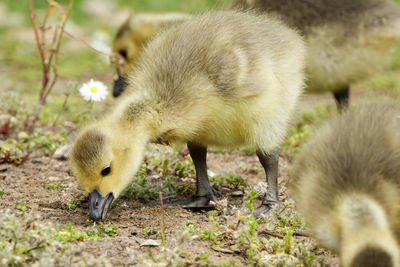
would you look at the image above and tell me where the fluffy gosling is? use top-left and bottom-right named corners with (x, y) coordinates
top-left (112, 12), bottom-right (192, 97)
top-left (235, 0), bottom-right (400, 110)
top-left (71, 11), bottom-right (306, 220)
top-left (291, 100), bottom-right (400, 267)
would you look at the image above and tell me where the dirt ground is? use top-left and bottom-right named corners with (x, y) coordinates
top-left (0, 134), bottom-right (340, 266)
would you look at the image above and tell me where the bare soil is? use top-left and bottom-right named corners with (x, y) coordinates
top-left (0, 144), bottom-right (340, 266)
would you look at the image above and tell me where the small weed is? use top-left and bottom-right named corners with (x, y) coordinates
top-left (62, 199), bottom-right (81, 210)
top-left (16, 203), bottom-right (27, 213)
top-left (210, 173), bottom-right (247, 189)
top-left (122, 163), bottom-right (182, 200)
top-left (55, 222), bottom-right (118, 242)
top-left (0, 186), bottom-right (4, 196)
top-left (0, 129), bottom-right (68, 164)
top-left (99, 223), bottom-right (118, 237)
top-left (182, 219), bottom-right (225, 246)
top-left (0, 211), bottom-right (109, 266)
top-left (43, 183), bottom-right (62, 190)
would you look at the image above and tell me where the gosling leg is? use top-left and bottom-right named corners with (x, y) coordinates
top-left (183, 142), bottom-right (216, 208)
top-left (333, 86), bottom-right (349, 111)
top-left (254, 149), bottom-right (280, 216)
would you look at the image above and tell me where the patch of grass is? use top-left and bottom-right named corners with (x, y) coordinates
top-left (15, 203), bottom-right (27, 213)
top-left (0, 186), bottom-right (4, 196)
top-left (367, 72), bottom-right (400, 95)
top-left (0, 128), bottom-right (69, 164)
top-left (121, 162), bottom-right (189, 200)
top-left (389, 42), bottom-right (400, 70)
top-left (283, 104), bottom-right (333, 158)
top-left (210, 173), bottom-right (247, 190)
top-left (43, 183), bottom-right (63, 190)
top-left (177, 191), bottom-right (321, 266)
top-left (182, 218), bottom-right (225, 246)
top-left (0, 211), bottom-right (110, 266)
top-left (55, 222), bottom-right (118, 242)
top-left (121, 164), bottom-right (161, 200)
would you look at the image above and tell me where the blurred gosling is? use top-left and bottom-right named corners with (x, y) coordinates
top-left (235, 0), bottom-right (400, 110)
top-left (112, 12), bottom-right (192, 97)
top-left (291, 100), bottom-right (400, 267)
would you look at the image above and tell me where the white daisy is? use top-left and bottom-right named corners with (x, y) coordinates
top-left (79, 79), bottom-right (108, 102)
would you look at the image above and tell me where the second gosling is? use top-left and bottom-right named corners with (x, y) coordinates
top-left (112, 12), bottom-right (192, 97)
top-left (291, 100), bottom-right (400, 267)
top-left (235, 0), bottom-right (400, 110)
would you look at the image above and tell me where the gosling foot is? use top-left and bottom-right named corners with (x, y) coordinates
top-left (182, 195), bottom-right (215, 210)
top-left (252, 202), bottom-right (280, 218)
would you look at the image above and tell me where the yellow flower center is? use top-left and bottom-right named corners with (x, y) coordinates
top-left (90, 86), bottom-right (98, 93)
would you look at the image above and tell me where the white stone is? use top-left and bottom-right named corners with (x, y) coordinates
top-left (140, 239), bottom-right (160, 247)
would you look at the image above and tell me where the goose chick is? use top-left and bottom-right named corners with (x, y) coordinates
top-left (71, 11), bottom-right (306, 220)
top-left (235, 0), bottom-right (400, 110)
top-left (112, 12), bottom-right (192, 97)
top-left (291, 100), bottom-right (400, 267)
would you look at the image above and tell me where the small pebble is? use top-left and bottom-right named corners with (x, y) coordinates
top-left (231, 191), bottom-right (244, 197)
top-left (207, 170), bottom-right (216, 177)
top-left (48, 176), bottom-right (60, 181)
top-left (53, 144), bottom-right (71, 160)
top-left (140, 239), bottom-right (160, 247)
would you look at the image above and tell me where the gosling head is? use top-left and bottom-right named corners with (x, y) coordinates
top-left (70, 126), bottom-right (143, 221)
top-left (112, 20), bottom-right (145, 97)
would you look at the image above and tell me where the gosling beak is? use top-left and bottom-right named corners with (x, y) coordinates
top-left (89, 189), bottom-right (114, 221)
top-left (113, 75), bottom-right (128, 97)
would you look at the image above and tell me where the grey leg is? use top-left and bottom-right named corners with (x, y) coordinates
top-left (183, 142), bottom-right (215, 208)
top-left (254, 149), bottom-right (280, 216)
top-left (333, 86), bottom-right (349, 112)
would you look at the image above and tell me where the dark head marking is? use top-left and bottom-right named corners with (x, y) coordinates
top-left (351, 246), bottom-right (393, 267)
top-left (72, 129), bottom-right (106, 169)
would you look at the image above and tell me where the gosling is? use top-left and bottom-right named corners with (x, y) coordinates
top-left (291, 100), bottom-right (400, 267)
top-left (112, 12), bottom-right (192, 97)
top-left (70, 11), bottom-right (306, 221)
top-left (235, 0), bottom-right (400, 110)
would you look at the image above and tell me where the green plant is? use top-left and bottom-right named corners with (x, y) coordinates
top-left (43, 183), bottom-right (62, 189)
top-left (55, 222), bottom-right (118, 242)
top-left (210, 173), bottom-right (247, 189)
top-left (0, 211), bottom-right (109, 266)
top-left (62, 199), bottom-right (81, 210)
top-left (16, 203), bottom-right (27, 213)
top-left (29, 0), bottom-right (73, 108)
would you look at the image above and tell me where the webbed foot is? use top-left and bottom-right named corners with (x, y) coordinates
top-left (182, 195), bottom-right (215, 210)
top-left (252, 201), bottom-right (280, 218)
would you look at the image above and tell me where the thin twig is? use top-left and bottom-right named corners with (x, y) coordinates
top-left (43, 0), bottom-right (73, 103)
top-left (160, 191), bottom-right (166, 247)
top-left (259, 229), bottom-right (310, 239)
top-left (29, 0), bottom-right (49, 97)
top-left (52, 91), bottom-right (71, 127)
top-left (63, 29), bottom-right (114, 57)
top-left (259, 230), bottom-right (284, 239)
top-left (293, 230), bottom-right (309, 237)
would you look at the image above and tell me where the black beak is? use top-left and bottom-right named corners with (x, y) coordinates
top-left (89, 189), bottom-right (114, 221)
top-left (113, 75), bottom-right (128, 98)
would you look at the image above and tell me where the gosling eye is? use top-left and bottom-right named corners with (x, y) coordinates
top-left (101, 166), bottom-right (111, 176)
top-left (119, 49), bottom-right (128, 59)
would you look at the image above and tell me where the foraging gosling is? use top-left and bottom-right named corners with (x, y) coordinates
top-left (235, 0), bottom-right (400, 110)
top-left (291, 100), bottom-right (400, 267)
top-left (70, 11), bottom-right (306, 221)
top-left (112, 12), bottom-right (192, 97)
